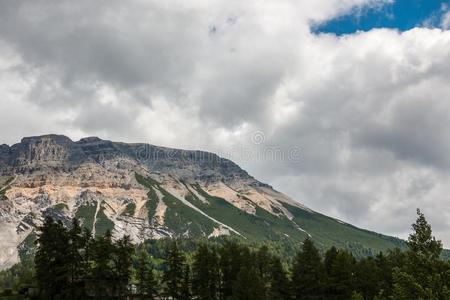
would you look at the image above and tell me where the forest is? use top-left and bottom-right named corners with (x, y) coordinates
top-left (0, 209), bottom-right (449, 300)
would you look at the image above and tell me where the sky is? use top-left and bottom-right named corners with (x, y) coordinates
top-left (1, 0), bottom-right (450, 245)
top-left (316, 0), bottom-right (450, 34)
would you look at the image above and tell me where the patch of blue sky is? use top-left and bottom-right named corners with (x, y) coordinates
top-left (313, 0), bottom-right (450, 35)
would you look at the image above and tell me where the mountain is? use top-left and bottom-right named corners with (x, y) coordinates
top-left (0, 134), bottom-right (404, 269)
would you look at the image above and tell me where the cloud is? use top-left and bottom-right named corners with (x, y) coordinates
top-left (442, 11), bottom-right (450, 29)
top-left (1, 0), bottom-right (450, 245)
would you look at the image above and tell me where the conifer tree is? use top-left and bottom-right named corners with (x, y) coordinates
top-left (180, 264), bottom-right (192, 300)
top-left (354, 257), bottom-right (382, 299)
top-left (163, 240), bottom-right (186, 300)
top-left (90, 230), bottom-right (116, 298)
top-left (231, 266), bottom-right (267, 300)
top-left (136, 249), bottom-right (158, 299)
top-left (67, 218), bottom-right (88, 299)
top-left (324, 249), bottom-right (356, 300)
top-left (114, 235), bottom-right (134, 297)
top-left (393, 209), bottom-right (450, 299)
top-left (407, 209), bottom-right (442, 261)
top-left (291, 238), bottom-right (326, 299)
top-left (35, 217), bottom-right (70, 299)
top-left (324, 246), bottom-right (338, 275)
top-left (268, 256), bottom-right (291, 300)
top-left (192, 244), bottom-right (220, 300)
top-left (255, 245), bottom-right (273, 283)
top-left (218, 241), bottom-right (249, 299)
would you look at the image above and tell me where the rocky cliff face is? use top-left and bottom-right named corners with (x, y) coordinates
top-left (0, 135), bottom-right (403, 269)
top-left (0, 135), bottom-right (254, 182)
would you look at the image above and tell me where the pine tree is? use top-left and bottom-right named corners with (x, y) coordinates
top-left (90, 230), bottom-right (116, 298)
top-left (218, 241), bottom-right (249, 300)
top-left (231, 267), bottom-right (267, 300)
top-left (291, 238), bottom-right (326, 299)
top-left (268, 256), bottom-right (291, 300)
top-left (180, 264), bottom-right (192, 300)
top-left (325, 249), bottom-right (356, 300)
top-left (163, 240), bottom-right (186, 300)
top-left (393, 209), bottom-right (449, 299)
top-left (114, 235), bottom-right (134, 297)
top-left (392, 269), bottom-right (428, 300)
top-left (255, 245), bottom-right (273, 283)
top-left (67, 218), bottom-right (88, 299)
top-left (354, 257), bottom-right (382, 299)
top-left (324, 246), bottom-right (338, 274)
top-left (407, 209), bottom-right (442, 261)
top-left (136, 249), bottom-right (158, 299)
top-left (192, 244), bottom-right (220, 300)
top-left (35, 217), bottom-right (70, 299)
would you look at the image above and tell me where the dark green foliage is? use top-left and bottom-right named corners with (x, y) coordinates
top-left (136, 173), bottom-right (216, 238)
top-left (135, 174), bottom-right (158, 219)
top-left (180, 264), bottom-right (192, 300)
top-left (123, 202), bottom-right (136, 216)
top-left (0, 259), bottom-right (35, 294)
top-left (53, 203), bottom-right (69, 211)
top-left (161, 188), bottom-right (216, 238)
top-left (162, 241), bottom-right (187, 300)
top-left (136, 173), bottom-right (408, 258)
top-left (90, 230), bottom-right (117, 297)
top-left (324, 249), bottom-right (357, 300)
top-left (218, 240), bottom-right (252, 299)
top-left (35, 217), bottom-right (70, 299)
top-left (95, 205), bottom-right (115, 236)
top-left (292, 238), bottom-right (326, 299)
top-left (33, 218), bottom-right (134, 299)
top-left (268, 256), bottom-right (291, 300)
top-left (0, 176), bottom-right (13, 201)
top-left (407, 209), bottom-right (443, 261)
top-left (135, 249), bottom-right (158, 299)
top-left (18, 232), bottom-right (36, 262)
top-left (75, 201), bottom-right (114, 237)
top-left (255, 245), bottom-right (273, 285)
top-left (282, 203), bottom-right (406, 255)
top-left (354, 256), bottom-right (383, 300)
top-left (192, 244), bottom-right (220, 300)
top-left (392, 209), bottom-right (450, 299)
top-left (66, 218), bottom-right (89, 299)
top-left (75, 203), bottom-right (96, 232)
top-left (231, 267), bottom-right (267, 300)
top-left (0, 188), bottom-right (7, 200)
top-left (115, 235), bottom-right (134, 297)
top-left (191, 184), bottom-right (308, 243)
top-left (6, 208), bottom-right (450, 300)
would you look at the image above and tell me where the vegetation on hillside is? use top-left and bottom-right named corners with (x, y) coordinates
top-left (0, 176), bottom-right (13, 201)
top-left (1, 209), bottom-right (450, 299)
top-left (135, 174), bottom-right (405, 257)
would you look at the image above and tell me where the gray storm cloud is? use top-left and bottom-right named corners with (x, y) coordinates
top-left (1, 0), bottom-right (450, 244)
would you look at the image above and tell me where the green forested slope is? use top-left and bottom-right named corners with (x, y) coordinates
top-left (135, 174), bottom-right (405, 256)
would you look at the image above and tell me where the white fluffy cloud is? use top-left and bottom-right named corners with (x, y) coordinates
top-left (1, 0), bottom-right (450, 244)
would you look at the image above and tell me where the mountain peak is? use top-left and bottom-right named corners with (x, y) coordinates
top-left (77, 136), bottom-right (104, 143)
top-left (20, 134), bottom-right (74, 144)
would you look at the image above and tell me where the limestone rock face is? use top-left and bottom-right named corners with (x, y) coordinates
top-left (0, 135), bottom-right (303, 269)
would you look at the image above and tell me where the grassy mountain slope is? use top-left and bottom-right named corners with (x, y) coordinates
top-left (282, 203), bottom-right (405, 254)
top-left (136, 174), bottom-right (217, 238)
top-left (135, 174), bottom-right (405, 256)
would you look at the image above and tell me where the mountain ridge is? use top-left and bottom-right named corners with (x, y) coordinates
top-left (0, 134), bottom-right (405, 269)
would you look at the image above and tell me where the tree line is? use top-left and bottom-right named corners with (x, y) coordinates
top-left (1, 209), bottom-right (450, 299)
